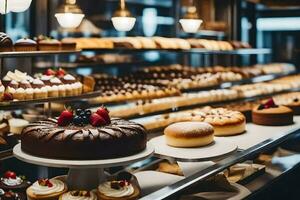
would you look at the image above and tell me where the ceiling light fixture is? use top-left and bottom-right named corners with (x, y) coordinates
top-left (55, 0), bottom-right (85, 29)
top-left (0, 0), bottom-right (32, 15)
top-left (179, 0), bottom-right (203, 33)
top-left (111, 0), bottom-right (136, 32)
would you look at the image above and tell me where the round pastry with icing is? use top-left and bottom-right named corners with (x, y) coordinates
top-left (0, 171), bottom-right (31, 193)
top-left (59, 190), bottom-right (97, 200)
top-left (21, 107), bottom-right (147, 160)
top-left (164, 122), bottom-right (214, 147)
top-left (26, 178), bottom-right (67, 200)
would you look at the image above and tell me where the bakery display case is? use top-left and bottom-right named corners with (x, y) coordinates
top-left (0, 0), bottom-right (300, 200)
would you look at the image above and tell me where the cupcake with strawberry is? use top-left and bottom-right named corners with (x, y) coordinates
top-left (26, 178), bottom-right (67, 200)
top-left (0, 171), bottom-right (31, 193)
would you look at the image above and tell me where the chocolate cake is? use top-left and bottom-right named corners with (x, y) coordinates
top-left (0, 33), bottom-right (13, 52)
top-left (21, 108), bottom-right (147, 160)
top-left (252, 99), bottom-right (294, 126)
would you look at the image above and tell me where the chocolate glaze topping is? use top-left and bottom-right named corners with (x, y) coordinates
top-left (21, 118), bottom-right (147, 160)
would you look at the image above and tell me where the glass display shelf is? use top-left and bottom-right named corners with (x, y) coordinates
top-left (140, 126), bottom-right (300, 200)
top-left (0, 50), bottom-right (81, 58)
top-left (81, 48), bottom-right (272, 55)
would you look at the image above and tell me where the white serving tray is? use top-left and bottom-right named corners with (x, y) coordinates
top-left (149, 136), bottom-right (237, 161)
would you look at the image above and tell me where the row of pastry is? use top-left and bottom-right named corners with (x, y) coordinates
top-left (0, 32), bottom-right (76, 52)
top-left (65, 36), bottom-right (251, 50)
top-left (108, 74), bottom-right (300, 118)
top-left (0, 69), bottom-right (83, 101)
top-left (0, 170), bottom-right (140, 200)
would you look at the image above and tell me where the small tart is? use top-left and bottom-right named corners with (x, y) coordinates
top-left (26, 178), bottom-right (67, 200)
top-left (97, 180), bottom-right (140, 200)
top-left (252, 105), bottom-right (293, 126)
top-left (0, 173), bottom-right (31, 193)
top-left (14, 38), bottom-right (37, 51)
top-left (59, 190), bottom-right (97, 200)
top-left (0, 190), bottom-right (26, 200)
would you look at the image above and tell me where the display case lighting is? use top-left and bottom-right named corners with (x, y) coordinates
top-left (111, 0), bottom-right (136, 32)
top-left (179, 1), bottom-right (203, 33)
top-left (55, 0), bottom-right (84, 29)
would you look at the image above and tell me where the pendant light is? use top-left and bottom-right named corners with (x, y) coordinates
top-left (55, 0), bottom-right (85, 29)
top-left (8, 0), bottom-right (32, 12)
top-left (179, 0), bottom-right (203, 33)
top-left (111, 0), bottom-right (136, 32)
top-left (0, 0), bottom-right (32, 15)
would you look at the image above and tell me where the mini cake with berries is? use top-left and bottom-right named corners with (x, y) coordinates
top-left (0, 171), bottom-right (31, 193)
top-left (59, 190), bottom-right (97, 200)
top-left (26, 178), bottom-right (67, 200)
top-left (0, 189), bottom-right (26, 200)
top-left (21, 107), bottom-right (147, 160)
top-left (252, 98), bottom-right (294, 126)
top-left (97, 172), bottom-right (140, 200)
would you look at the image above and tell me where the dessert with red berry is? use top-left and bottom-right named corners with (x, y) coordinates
top-left (252, 98), bottom-right (294, 126)
top-left (0, 189), bottom-right (26, 200)
top-left (97, 172), bottom-right (140, 200)
top-left (59, 190), bottom-right (97, 200)
top-left (26, 178), bottom-right (67, 200)
top-left (0, 171), bottom-right (31, 193)
top-left (21, 106), bottom-right (147, 160)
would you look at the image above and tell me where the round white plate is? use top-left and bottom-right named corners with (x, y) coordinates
top-left (149, 136), bottom-right (237, 161)
top-left (13, 143), bottom-right (154, 169)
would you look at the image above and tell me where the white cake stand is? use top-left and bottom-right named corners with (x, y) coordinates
top-left (13, 143), bottom-right (154, 190)
top-left (149, 136), bottom-right (237, 162)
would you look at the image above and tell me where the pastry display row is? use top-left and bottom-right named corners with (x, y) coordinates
top-left (0, 170), bottom-right (141, 200)
top-left (0, 69), bottom-right (84, 101)
top-left (0, 62), bottom-right (294, 105)
top-left (65, 36), bottom-right (251, 50)
top-left (108, 72), bottom-right (300, 119)
top-left (0, 33), bottom-right (76, 52)
top-left (123, 63), bottom-right (295, 90)
top-left (75, 54), bottom-right (133, 64)
top-left (136, 93), bottom-right (297, 132)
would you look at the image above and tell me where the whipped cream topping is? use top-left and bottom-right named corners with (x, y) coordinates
top-left (1, 177), bottom-right (23, 186)
top-left (7, 87), bottom-right (16, 94)
top-left (41, 75), bottom-right (52, 81)
top-left (2, 75), bottom-right (11, 81)
top-left (63, 74), bottom-right (76, 81)
top-left (50, 77), bottom-right (62, 84)
top-left (26, 88), bottom-right (34, 94)
top-left (32, 79), bottom-right (45, 85)
top-left (20, 80), bottom-right (30, 85)
top-left (0, 85), bottom-right (4, 92)
top-left (16, 38), bottom-right (37, 44)
top-left (98, 181), bottom-right (134, 198)
top-left (16, 88), bottom-right (25, 93)
top-left (30, 179), bottom-right (65, 196)
top-left (61, 191), bottom-right (97, 200)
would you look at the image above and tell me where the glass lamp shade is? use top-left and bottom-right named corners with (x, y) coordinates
top-left (8, 0), bottom-right (32, 12)
top-left (0, 0), bottom-right (9, 14)
top-left (111, 16), bottom-right (136, 32)
top-left (55, 13), bottom-right (84, 28)
top-left (179, 18), bottom-right (203, 33)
